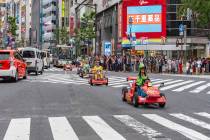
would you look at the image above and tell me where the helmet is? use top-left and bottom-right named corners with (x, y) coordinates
top-left (139, 63), bottom-right (145, 70)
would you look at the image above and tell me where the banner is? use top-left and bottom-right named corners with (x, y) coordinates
top-left (62, 0), bottom-right (65, 17)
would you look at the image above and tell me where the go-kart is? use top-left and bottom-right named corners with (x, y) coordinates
top-left (122, 79), bottom-right (166, 108)
top-left (64, 63), bottom-right (72, 71)
top-left (89, 70), bottom-right (108, 86)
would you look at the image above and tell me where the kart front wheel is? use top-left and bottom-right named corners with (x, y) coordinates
top-left (133, 93), bottom-right (139, 108)
top-left (122, 87), bottom-right (128, 102)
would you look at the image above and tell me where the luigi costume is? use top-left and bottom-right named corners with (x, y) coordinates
top-left (136, 63), bottom-right (148, 98)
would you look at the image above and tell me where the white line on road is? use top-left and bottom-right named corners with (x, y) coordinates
top-left (83, 116), bottom-right (126, 140)
top-left (160, 80), bottom-right (194, 91)
top-left (49, 117), bottom-right (79, 140)
top-left (112, 85), bottom-right (128, 88)
top-left (160, 80), bottom-right (184, 86)
top-left (143, 114), bottom-right (210, 140)
top-left (3, 118), bottom-right (31, 140)
top-left (172, 81), bottom-right (206, 92)
top-left (170, 113), bottom-right (210, 130)
top-left (195, 112), bottom-right (210, 119)
top-left (114, 115), bottom-right (170, 140)
top-left (190, 83), bottom-right (210, 93)
top-left (152, 79), bottom-right (173, 85)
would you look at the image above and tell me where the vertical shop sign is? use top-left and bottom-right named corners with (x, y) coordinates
top-left (70, 16), bottom-right (74, 35)
top-left (62, 0), bottom-right (65, 17)
top-left (104, 42), bottom-right (112, 56)
top-left (118, 3), bottom-right (122, 42)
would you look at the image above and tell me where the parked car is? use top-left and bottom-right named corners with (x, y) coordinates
top-left (0, 50), bottom-right (27, 82)
top-left (21, 47), bottom-right (43, 75)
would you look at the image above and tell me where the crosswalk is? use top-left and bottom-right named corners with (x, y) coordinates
top-left (44, 67), bottom-right (63, 72)
top-left (1, 112), bottom-right (210, 140)
top-left (26, 73), bottom-right (210, 95)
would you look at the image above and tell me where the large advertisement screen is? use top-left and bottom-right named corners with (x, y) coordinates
top-left (127, 5), bottom-right (162, 33)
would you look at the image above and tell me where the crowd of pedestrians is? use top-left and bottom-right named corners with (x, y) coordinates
top-left (83, 55), bottom-right (210, 75)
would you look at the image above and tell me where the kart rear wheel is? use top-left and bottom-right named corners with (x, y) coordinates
top-left (159, 103), bottom-right (166, 108)
top-left (159, 93), bottom-right (166, 108)
top-left (122, 87), bottom-right (128, 102)
top-left (133, 93), bottom-right (139, 108)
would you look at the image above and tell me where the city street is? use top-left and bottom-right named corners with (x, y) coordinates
top-left (0, 68), bottom-right (210, 140)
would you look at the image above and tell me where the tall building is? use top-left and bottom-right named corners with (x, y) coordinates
top-left (42, 0), bottom-right (57, 50)
top-left (31, 0), bottom-right (40, 47)
top-left (93, 0), bottom-right (210, 58)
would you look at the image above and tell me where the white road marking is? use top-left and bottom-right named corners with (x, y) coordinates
top-left (152, 79), bottom-right (173, 84)
top-left (170, 113), bottom-right (210, 130)
top-left (3, 118), bottom-right (31, 140)
top-left (83, 116), bottom-right (126, 140)
top-left (150, 79), bottom-right (163, 82)
top-left (172, 81), bottom-right (206, 92)
top-left (160, 80), bottom-right (194, 91)
top-left (160, 80), bottom-right (184, 86)
top-left (190, 83), bottom-right (210, 93)
top-left (195, 112), bottom-right (210, 119)
top-left (47, 78), bottom-right (89, 85)
top-left (108, 81), bottom-right (128, 86)
top-left (49, 117), bottom-right (79, 140)
top-left (143, 114), bottom-right (210, 140)
top-left (114, 115), bottom-right (170, 140)
top-left (112, 85), bottom-right (128, 88)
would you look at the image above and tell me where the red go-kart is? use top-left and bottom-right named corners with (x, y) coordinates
top-left (122, 77), bottom-right (166, 108)
top-left (89, 70), bottom-right (108, 86)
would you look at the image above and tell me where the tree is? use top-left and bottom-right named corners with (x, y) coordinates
top-left (7, 16), bottom-right (17, 36)
top-left (74, 11), bottom-right (96, 56)
top-left (179, 0), bottom-right (210, 28)
top-left (60, 27), bottom-right (69, 44)
top-left (55, 27), bottom-right (69, 45)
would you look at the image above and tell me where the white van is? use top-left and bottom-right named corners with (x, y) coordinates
top-left (41, 51), bottom-right (50, 69)
top-left (21, 47), bottom-right (43, 75)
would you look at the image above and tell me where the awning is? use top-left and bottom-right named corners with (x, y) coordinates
top-left (135, 45), bottom-right (188, 51)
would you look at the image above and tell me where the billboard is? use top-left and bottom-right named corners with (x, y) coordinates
top-left (120, 0), bottom-right (166, 46)
top-left (127, 5), bottom-right (162, 33)
top-left (104, 42), bottom-right (112, 56)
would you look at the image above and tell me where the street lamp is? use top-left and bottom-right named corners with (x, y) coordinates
top-left (128, 17), bottom-right (133, 71)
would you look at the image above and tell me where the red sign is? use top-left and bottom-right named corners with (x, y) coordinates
top-left (121, 0), bottom-right (166, 39)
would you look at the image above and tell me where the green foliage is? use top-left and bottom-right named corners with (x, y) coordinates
top-left (8, 16), bottom-right (17, 36)
top-left (75, 11), bottom-right (96, 42)
top-left (179, 0), bottom-right (210, 27)
top-left (55, 27), bottom-right (69, 44)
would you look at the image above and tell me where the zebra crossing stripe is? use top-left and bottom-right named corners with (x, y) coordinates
top-left (152, 79), bottom-right (173, 85)
top-left (170, 113), bottom-right (210, 130)
top-left (195, 112), bottom-right (210, 119)
top-left (160, 80), bottom-right (194, 91)
top-left (49, 117), bottom-right (79, 140)
top-left (108, 81), bottom-right (128, 86)
top-left (47, 78), bottom-right (89, 85)
top-left (150, 79), bottom-right (163, 82)
top-left (114, 115), bottom-right (170, 140)
top-left (112, 85), bottom-right (128, 88)
top-left (190, 83), bottom-right (210, 93)
top-left (3, 118), bottom-right (31, 140)
top-left (83, 116), bottom-right (126, 140)
top-left (162, 80), bottom-right (184, 86)
top-left (172, 81), bottom-right (206, 92)
top-left (142, 114), bottom-right (210, 140)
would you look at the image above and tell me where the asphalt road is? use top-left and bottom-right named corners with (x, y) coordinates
top-left (0, 67), bottom-right (210, 140)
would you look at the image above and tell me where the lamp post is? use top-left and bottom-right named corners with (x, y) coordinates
top-left (128, 17), bottom-right (133, 71)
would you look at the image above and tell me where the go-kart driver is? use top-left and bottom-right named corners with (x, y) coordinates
top-left (92, 61), bottom-right (103, 80)
top-left (82, 61), bottom-right (90, 74)
top-left (136, 63), bottom-right (149, 98)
